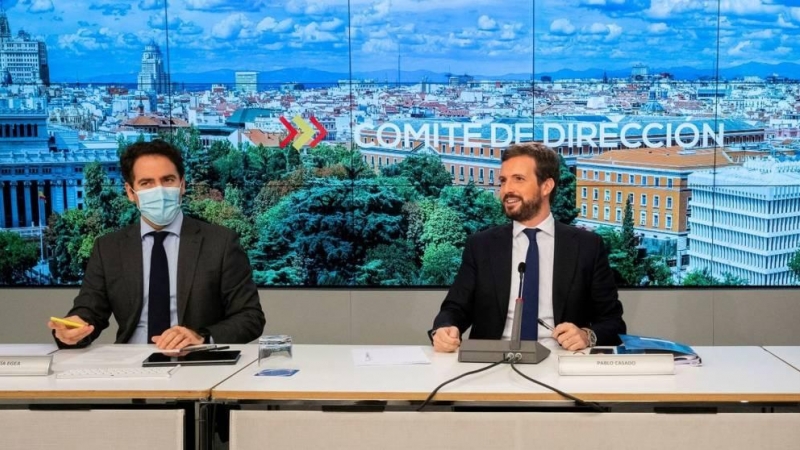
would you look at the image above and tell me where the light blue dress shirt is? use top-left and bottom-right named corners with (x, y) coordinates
top-left (127, 212), bottom-right (183, 344)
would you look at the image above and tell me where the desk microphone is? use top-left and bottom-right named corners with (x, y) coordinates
top-left (510, 262), bottom-right (525, 351)
top-left (458, 261), bottom-right (550, 364)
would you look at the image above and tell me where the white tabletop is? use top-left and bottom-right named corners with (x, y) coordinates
top-left (212, 345), bottom-right (800, 403)
top-left (0, 344), bottom-right (258, 400)
top-left (763, 346), bottom-right (800, 373)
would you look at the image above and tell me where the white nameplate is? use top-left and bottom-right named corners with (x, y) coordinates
top-left (558, 353), bottom-right (674, 376)
top-left (0, 355), bottom-right (53, 376)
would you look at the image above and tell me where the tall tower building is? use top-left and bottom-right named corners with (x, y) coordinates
top-left (0, 9), bottom-right (50, 85)
top-left (137, 40), bottom-right (169, 94)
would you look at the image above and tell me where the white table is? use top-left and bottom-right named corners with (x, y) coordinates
top-left (212, 345), bottom-right (800, 450)
top-left (0, 344), bottom-right (258, 450)
top-left (213, 344), bottom-right (800, 402)
top-left (764, 346), bottom-right (800, 373)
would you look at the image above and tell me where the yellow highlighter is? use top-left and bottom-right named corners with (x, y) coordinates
top-left (50, 317), bottom-right (85, 329)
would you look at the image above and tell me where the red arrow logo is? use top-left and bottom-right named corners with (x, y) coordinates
top-left (279, 116), bottom-right (298, 148)
top-left (308, 116), bottom-right (327, 147)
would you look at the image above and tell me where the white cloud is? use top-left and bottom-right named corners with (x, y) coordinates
top-left (319, 18), bottom-right (344, 31)
top-left (478, 15), bottom-right (498, 31)
top-left (256, 17), bottom-right (294, 33)
top-left (648, 23), bottom-right (669, 34)
top-left (138, 0), bottom-right (163, 10)
top-left (588, 23), bottom-right (607, 34)
top-left (286, 0), bottom-right (329, 15)
top-left (778, 13), bottom-right (797, 28)
top-left (26, 0), bottom-right (54, 13)
top-left (291, 22), bottom-right (340, 43)
top-left (361, 37), bottom-right (398, 54)
top-left (646, 0), bottom-right (704, 19)
top-left (727, 40), bottom-right (752, 56)
top-left (744, 29), bottom-right (775, 39)
top-left (550, 19), bottom-right (576, 36)
top-left (499, 23), bottom-right (521, 41)
top-left (606, 24), bottom-right (622, 41)
top-left (211, 14), bottom-right (252, 40)
top-left (774, 46), bottom-right (791, 55)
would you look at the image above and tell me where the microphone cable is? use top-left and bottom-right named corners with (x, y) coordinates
top-left (416, 359), bottom-right (506, 411)
top-left (417, 354), bottom-right (606, 412)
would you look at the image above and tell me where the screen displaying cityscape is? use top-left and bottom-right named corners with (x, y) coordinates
top-left (2, 0), bottom-right (800, 288)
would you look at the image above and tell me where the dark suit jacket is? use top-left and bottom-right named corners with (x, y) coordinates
top-left (432, 221), bottom-right (625, 346)
top-left (63, 216), bottom-right (265, 346)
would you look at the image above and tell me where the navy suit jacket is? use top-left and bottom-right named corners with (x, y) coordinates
top-left (432, 221), bottom-right (625, 346)
top-left (62, 216), bottom-right (265, 346)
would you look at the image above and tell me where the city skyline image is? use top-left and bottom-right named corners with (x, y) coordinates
top-left (3, 1), bottom-right (800, 288)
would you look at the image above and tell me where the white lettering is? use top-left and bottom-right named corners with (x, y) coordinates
top-left (675, 123), bottom-right (700, 148)
top-left (619, 123), bottom-right (642, 148)
top-left (491, 123), bottom-right (513, 147)
top-left (642, 123), bottom-right (664, 148)
top-left (376, 123), bottom-right (401, 148)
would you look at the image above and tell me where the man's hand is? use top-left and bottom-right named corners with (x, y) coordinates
top-left (48, 315), bottom-right (94, 346)
top-left (432, 326), bottom-right (461, 353)
top-left (553, 322), bottom-right (590, 351)
top-left (151, 326), bottom-right (204, 350)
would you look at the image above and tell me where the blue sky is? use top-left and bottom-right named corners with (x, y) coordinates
top-left (5, 0), bottom-right (800, 80)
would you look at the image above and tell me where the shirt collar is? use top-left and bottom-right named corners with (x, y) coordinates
top-left (513, 213), bottom-right (555, 239)
top-left (140, 210), bottom-right (184, 239)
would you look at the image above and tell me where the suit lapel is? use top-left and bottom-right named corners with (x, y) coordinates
top-left (491, 224), bottom-right (514, 320)
top-left (121, 223), bottom-right (143, 340)
top-left (552, 222), bottom-right (578, 324)
top-left (177, 217), bottom-right (203, 323)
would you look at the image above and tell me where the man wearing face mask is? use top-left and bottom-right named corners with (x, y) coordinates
top-left (429, 142), bottom-right (625, 353)
top-left (48, 140), bottom-right (266, 350)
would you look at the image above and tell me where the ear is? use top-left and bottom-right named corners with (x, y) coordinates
top-left (541, 178), bottom-right (555, 199)
top-left (180, 178), bottom-right (186, 196)
top-left (125, 183), bottom-right (137, 203)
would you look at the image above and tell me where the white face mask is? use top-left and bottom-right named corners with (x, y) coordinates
top-left (135, 185), bottom-right (182, 226)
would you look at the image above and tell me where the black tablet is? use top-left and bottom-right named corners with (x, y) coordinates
top-left (142, 350), bottom-right (241, 367)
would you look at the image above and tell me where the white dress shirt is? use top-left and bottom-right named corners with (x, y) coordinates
top-left (502, 213), bottom-right (557, 348)
top-left (128, 212), bottom-right (183, 344)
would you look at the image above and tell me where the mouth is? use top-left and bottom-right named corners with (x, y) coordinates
top-left (503, 196), bottom-right (522, 207)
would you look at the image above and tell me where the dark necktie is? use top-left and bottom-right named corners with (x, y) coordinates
top-left (520, 228), bottom-right (540, 341)
top-left (148, 231), bottom-right (171, 342)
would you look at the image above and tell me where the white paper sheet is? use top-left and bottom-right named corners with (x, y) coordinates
top-left (352, 346), bottom-right (430, 366)
top-left (0, 344), bottom-right (58, 356)
top-left (61, 346), bottom-right (154, 366)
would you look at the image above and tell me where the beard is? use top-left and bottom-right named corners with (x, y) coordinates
top-left (503, 194), bottom-right (542, 222)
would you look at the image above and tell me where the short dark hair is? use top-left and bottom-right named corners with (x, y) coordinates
top-left (501, 142), bottom-right (560, 203)
top-left (120, 140), bottom-right (185, 186)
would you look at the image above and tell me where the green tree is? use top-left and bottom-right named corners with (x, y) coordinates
top-left (394, 153), bottom-right (452, 197)
top-left (788, 248), bottom-right (800, 283)
top-left (0, 231), bottom-right (39, 284)
top-left (356, 241), bottom-right (419, 285)
top-left (551, 155), bottom-right (579, 225)
top-left (420, 204), bottom-right (466, 249)
top-left (46, 210), bottom-right (99, 283)
top-left (83, 162), bottom-right (137, 230)
top-left (251, 179), bottom-right (406, 285)
top-left (421, 243), bottom-right (462, 285)
top-left (596, 198), bottom-right (641, 286)
top-left (642, 255), bottom-right (674, 286)
top-left (682, 268), bottom-right (716, 286)
top-left (438, 182), bottom-right (506, 236)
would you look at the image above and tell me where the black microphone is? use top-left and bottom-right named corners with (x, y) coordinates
top-left (510, 262), bottom-right (526, 351)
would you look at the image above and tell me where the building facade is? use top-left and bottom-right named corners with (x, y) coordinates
top-left (137, 41), bottom-right (169, 94)
top-left (575, 147), bottom-right (735, 267)
top-left (0, 97), bottom-right (120, 230)
top-left (235, 71), bottom-right (258, 93)
top-left (688, 159), bottom-right (800, 285)
top-left (0, 10), bottom-right (49, 85)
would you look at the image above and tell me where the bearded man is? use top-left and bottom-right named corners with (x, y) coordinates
top-left (429, 142), bottom-right (626, 352)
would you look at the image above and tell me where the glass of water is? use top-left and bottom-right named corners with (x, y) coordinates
top-left (258, 335), bottom-right (293, 366)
